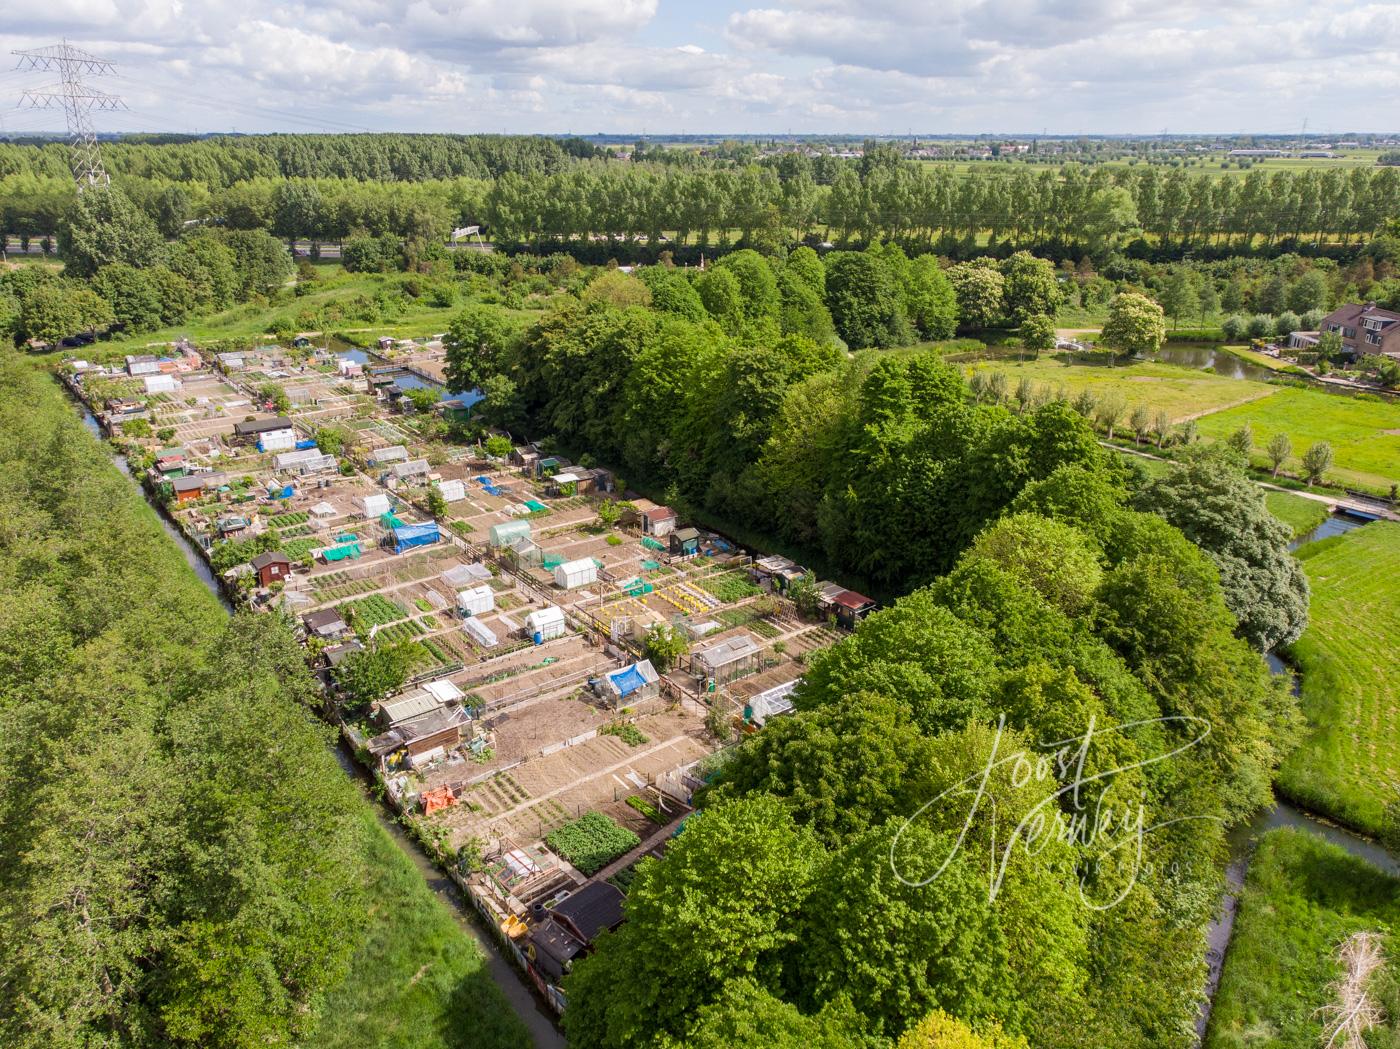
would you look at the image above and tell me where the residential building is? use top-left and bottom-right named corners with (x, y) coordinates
top-left (1314, 303), bottom-right (1400, 358)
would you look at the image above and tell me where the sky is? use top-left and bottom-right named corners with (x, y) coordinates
top-left (2, 0), bottom-right (1399, 137)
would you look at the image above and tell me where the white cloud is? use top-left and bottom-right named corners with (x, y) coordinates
top-left (3, 0), bottom-right (1398, 133)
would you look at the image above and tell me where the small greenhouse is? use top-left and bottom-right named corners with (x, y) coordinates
top-left (356, 493), bottom-right (391, 518)
top-left (463, 616), bottom-right (499, 648)
top-left (489, 519), bottom-right (532, 547)
top-left (553, 558), bottom-right (599, 590)
top-left (596, 660), bottom-right (660, 706)
top-left (456, 585), bottom-right (495, 617)
top-left (524, 606), bottom-right (567, 643)
top-left (437, 479), bottom-right (467, 502)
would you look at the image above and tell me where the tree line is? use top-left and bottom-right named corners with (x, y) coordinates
top-left (3, 137), bottom-right (1398, 260)
top-left (0, 358), bottom-right (373, 1048)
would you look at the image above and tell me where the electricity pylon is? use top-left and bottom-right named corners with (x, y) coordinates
top-left (13, 41), bottom-right (126, 191)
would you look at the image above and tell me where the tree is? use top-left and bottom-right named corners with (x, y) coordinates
top-left (1266, 432), bottom-right (1292, 477)
top-left (1151, 408), bottom-right (1171, 448)
top-left (333, 643), bottom-right (415, 707)
top-left (404, 386), bottom-right (441, 413)
top-left (16, 283), bottom-right (114, 345)
top-left (1018, 314), bottom-right (1056, 354)
top-left (1099, 293), bottom-right (1166, 359)
top-left (948, 263), bottom-right (1005, 330)
top-left (583, 270), bottom-right (653, 309)
top-left (714, 249), bottom-right (781, 326)
top-left (671, 979), bottom-right (864, 1049)
top-left (1257, 274), bottom-right (1288, 315)
top-left (1246, 313), bottom-right (1274, 340)
top-left (1274, 310), bottom-right (1301, 338)
top-left (1301, 441), bottom-right (1334, 486)
top-left (1159, 268), bottom-right (1198, 329)
top-left (643, 623), bottom-right (690, 673)
top-left (426, 487), bottom-right (448, 519)
top-left (1093, 392), bottom-right (1127, 440)
top-left (1287, 270), bottom-right (1329, 314)
top-left (1001, 252), bottom-right (1061, 323)
top-left (1226, 423), bottom-right (1253, 459)
top-left (596, 499), bottom-right (623, 528)
top-left (697, 266), bottom-right (745, 334)
top-left (445, 305), bottom-right (513, 393)
top-left (962, 512), bottom-right (1103, 616)
top-left (904, 255), bottom-right (959, 339)
top-left (562, 797), bottom-right (824, 1048)
top-left (1134, 457), bottom-right (1309, 650)
top-left (59, 187), bottom-right (166, 277)
top-left (92, 263), bottom-right (162, 332)
top-left (897, 1011), bottom-right (1029, 1049)
top-left (484, 433), bottom-right (513, 458)
top-left (314, 427), bottom-right (347, 455)
top-left (824, 251), bottom-right (911, 349)
top-left (788, 572), bottom-right (822, 618)
top-left (1220, 314), bottom-right (1248, 341)
top-left (1316, 329), bottom-right (1345, 363)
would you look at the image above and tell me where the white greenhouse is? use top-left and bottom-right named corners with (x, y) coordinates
top-left (524, 606), bottom-right (567, 643)
top-left (553, 558), bottom-right (599, 590)
top-left (456, 585), bottom-right (495, 617)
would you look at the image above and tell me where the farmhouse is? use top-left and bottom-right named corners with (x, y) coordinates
top-left (1308, 303), bottom-right (1400, 358)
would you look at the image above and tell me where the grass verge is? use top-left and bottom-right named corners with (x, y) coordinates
top-left (1264, 490), bottom-right (1330, 538)
top-left (1276, 522), bottom-right (1400, 835)
top-left (1205, 828), bottom-right (1400, 1049)
top-left (309, 809), bottom-right (531, 1049)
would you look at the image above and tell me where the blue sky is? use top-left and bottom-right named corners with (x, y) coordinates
top-left (3, 0), bottom-right (1398, 136)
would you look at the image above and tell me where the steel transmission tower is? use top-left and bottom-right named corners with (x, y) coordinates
top-left (13, 41), bottom-right (126, 191)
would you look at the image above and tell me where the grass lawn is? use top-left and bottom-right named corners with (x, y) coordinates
top-left (1264, 490), bottom-right (1330, 538)
top-left (1276, 523), bottom-right (1400, 835)
top-left (1193, 387), bottom-right (1400, 491)
top-left (309, 810), bottom-right (531, 1049)
top-left (1219, 345), bottom-right (1300, 373)
top-left (964, 354), bottom-right (1276, 422)
top-left (1206, 828), bottom-right (1400, 1049)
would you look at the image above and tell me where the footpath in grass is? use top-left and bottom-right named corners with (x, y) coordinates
top-left (1264, 490), bottom-right (1330, 538)
top-left (1276, 522), bottom-right (1400, 836)
top-left (1194, 386), bottom-right (1400, 491)
top-left (1206, 829), bottom-right (1400, 1049)
top-left (309, 810), bottom-right (531, 1049)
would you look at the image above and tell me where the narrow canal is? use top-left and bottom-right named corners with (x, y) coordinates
top-left (1196, 509), bottom-right (1393, 1043)
top-left (74, 396), bottom-right (565, 1049)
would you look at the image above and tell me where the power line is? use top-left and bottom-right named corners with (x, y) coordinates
top-left (12, 40), bottom-right (126, 190)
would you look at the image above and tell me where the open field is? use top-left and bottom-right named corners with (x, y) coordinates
top-left (964, 355), bottom-right (1276, 422)
top-left (1276, 523), bottom-right (1400, 835)
top-left (1264, 490), bottom-right (1330, 538)
top-left (1205, 828), bottom-right (1400, 1049)
top-left (309, 811), bottom-right (529, 1049)
top-left (1193, 387), bottom-right (1400, 491)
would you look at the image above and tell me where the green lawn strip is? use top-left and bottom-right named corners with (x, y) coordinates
top-left (1205, 828), bottom-right (1400, 1049)
top-left (1276, 523), bottom-right (1400, 835)
top-left (1264, 490), bottom-right (1331, 538)
top-left (308, 810), bottom-right (530, 1049)
top-left (1219, 344), bottom-right (1299, 373)
top-left (1193, 387), bottom-right (1400, 491)
top-left (962, 355), bottom-right (1276, 422)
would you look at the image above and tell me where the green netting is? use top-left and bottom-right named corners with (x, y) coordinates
top-left (323, 542), bottom-right (361, 562)
top-left (641, 537), bottom-right (665, 551)
top-left (641, 559), bottom-right (660, 570)
top-left (542, 555), bottom-right (564, 568)
top-left (379, 511), bottom-right (406, 529)
top-left (524, 499), bottom-right (547, 512)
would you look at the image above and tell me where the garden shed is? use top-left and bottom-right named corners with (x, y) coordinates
top-left (669, 527), bottom-right (700, 557)
top-left (691, 633), bottom-right (762, 685)
top-left (546, 472), bottom-right (581, 497)
top-left (456, 584), bottom-right (495, 617)
top-left (525, 606), bottom-right (567, 643)
top-left (641, 506), bottom-right (677, 537)
top-left (554, 558), bottom-right (599, 590)
top-left (490, 519), bottom-right (532, 547)
top-left (378, 688), bottom-right (440, 728)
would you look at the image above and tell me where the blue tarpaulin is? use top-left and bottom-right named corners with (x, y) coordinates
top-left (295, 438), bottom-right (318, 450)
top-left (606, 664), bottom-right (648, 697)
top-left (267, 484), bottom-right (294, 499)
top-left (392, 521), bottom-right (440, 554)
